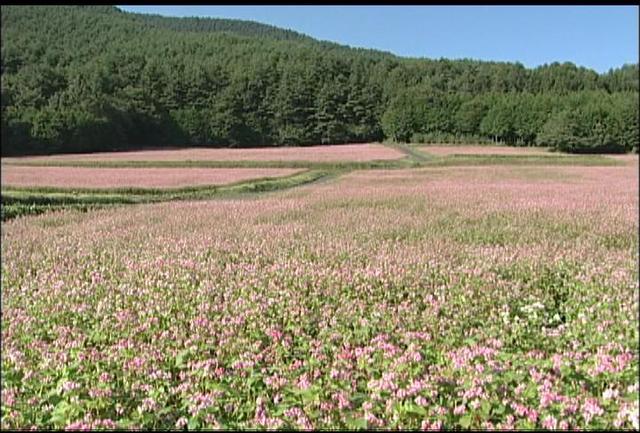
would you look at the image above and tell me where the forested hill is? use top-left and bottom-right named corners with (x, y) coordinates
top-left (118, 7), bottom-right (315, 42)
top-left (1, 5), bottom-right (638, 155)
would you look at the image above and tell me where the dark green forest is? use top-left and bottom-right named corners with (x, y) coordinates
top-left (1, 5), bottom-right (638, 155)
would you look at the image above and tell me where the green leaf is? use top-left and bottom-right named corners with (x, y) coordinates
top-left (49, 401), bottom-right (72, 426)
top-left (345, 417), bottom-right (368, 429)
top-left (524, 385), bottom-right (537, 400)
top-left (403, 402), bottom-right (427, 416)
top-left (188, 417), bottom-right (200, 430)
top-left (175, 349), bottom-right (190, 368)
top-left (459, 414), bottom-right (472, 428)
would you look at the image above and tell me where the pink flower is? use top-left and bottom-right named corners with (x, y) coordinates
top-left (429, 420), bottom-right (443, 430)
top-left (139, 397), bottom-right (158, 413)
top-left (61, 381), bottom-right (80, 393)
top-left (64, 421), bottom-right (92, 431)
top-left (542, 415), bottom-right (557, 430)
top-left (91, 419), bottom-right (117, 429)
top-left (512, 403), bottom-right (528, 417)
top-left (540, 391), bottom-right (559, 408)
top-left (320, 401), bottom-right (334, 411)
top-left (602, 388), bottom-right (618, 400)
top-left (267, 328), bottom-right (283, 341)
top-left (582, 398), bottom-right (604, 424)
top-left (364, 410), bottom-right (385, 428)
top-left (2, 388), bottom-right (17, 407)
top-left (175, 417), bottom-right (188, 428)
top-left (527, 408), bottom-right (539, 424)
top-left (454, 404), bottom-right (466, 415)
top-left (333, 391), bottom-right (351, 410)
top-left (563, 402), bottom-right (578, 415)
top-left (297, 373), bottom-right (311, 390)
top-left (415, 396), bottom-right (429, 407)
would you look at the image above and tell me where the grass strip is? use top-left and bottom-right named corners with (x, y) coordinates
top-left (1, 169), bottom-right (332, 221)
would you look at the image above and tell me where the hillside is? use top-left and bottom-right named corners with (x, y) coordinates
top-left (1, 5), bottom-right (638, 155)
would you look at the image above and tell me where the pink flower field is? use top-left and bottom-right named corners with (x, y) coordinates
top-left (2, 143), bottom-right (404, 163)
top-left (419, 145), bottom-right (554, 156)
top-left (1, 161), bottom-right (638, 430)
top-left (0, 166), bottom-right (304, 189)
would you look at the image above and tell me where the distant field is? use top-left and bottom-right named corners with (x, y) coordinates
top-left (419, 145), bottom-right (554, 156)
top-left (340, 165), bottom-right (638, 221)
top-left (2, 143), bottom-right (404, 164)
top-left (1, 166), bottom-right (304, 189)
top-left (606, 154), bottom-right (640, 165)
top-left (1, 144), bottom-right (638, 430)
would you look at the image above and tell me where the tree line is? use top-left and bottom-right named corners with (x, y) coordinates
top-left (1, 6), bottom-right (638, 155)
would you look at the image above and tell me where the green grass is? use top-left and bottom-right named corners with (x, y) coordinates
top-left (1, 170), bottom-right (333, 221)
top-left (384, 143), bottom-right (433, 162)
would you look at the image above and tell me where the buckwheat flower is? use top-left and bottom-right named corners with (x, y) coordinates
top-left (320, 401), bottom-right (334, 411)
top-left (297, 373), bottom-right (311, 390)
top-left (454, 404), bottom-right (466, 415)
top-left (61, 381), bottom-right (80, 393)
top-left (430, 420), bottom-right (443, 430)
top-left (602, 388), bottom-right (619, 400)
top-left (512, 403), bottom-right (528, 417)
top-left (139, 397), bottom-right (158, 413)
top-left (64, 421), bottom-right (92, 431)
top-left (563, 400), bottom-right (579, 416)
top-left (333, 391), bottom-right (351, 410)
top-left (92, 419), bottom-right (117, 429)
top-left (415, 396), bottom-right (428, 407)
top-left (2, 388), bottom-right (17, 406)
top-left (364, 411), bottom-right (384, 428)
top-left (175, 417), bottom-right (188, 429)
top-left (631, 409), bottom-right (639, 430)
top-left (581, 398), bottom-right (604, 424)
top-left (542, 415), bottom-right (557, 430)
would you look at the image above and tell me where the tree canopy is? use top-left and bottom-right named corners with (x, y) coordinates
top-left (1, 5), bottom-right (638, 155)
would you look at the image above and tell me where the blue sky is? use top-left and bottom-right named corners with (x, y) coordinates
top-left (118, 6), bottom-right (638, 73)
